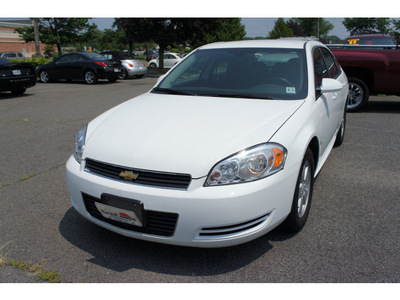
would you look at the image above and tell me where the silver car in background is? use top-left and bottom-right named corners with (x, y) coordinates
top-left (100, 51), bottom-right (147, 79)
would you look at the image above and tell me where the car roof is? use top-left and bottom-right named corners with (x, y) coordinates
top-left (198, 38), bottom-right (318, 50)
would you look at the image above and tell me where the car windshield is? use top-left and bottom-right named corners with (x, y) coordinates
top-left (153, 48), bottom-right (308, 100)
top-left (0, 58), bottom-right (11, 65)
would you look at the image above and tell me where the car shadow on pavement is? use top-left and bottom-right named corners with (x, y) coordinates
top-left (0, 92), bottom-right (35, 100)
top-left (362, 98), bottom-right (400, 114)
top-left (59, 208), bottom-right (294, 277)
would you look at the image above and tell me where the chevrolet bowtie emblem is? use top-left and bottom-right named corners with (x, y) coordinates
top-left (119, 170), bottom-right (139, 181)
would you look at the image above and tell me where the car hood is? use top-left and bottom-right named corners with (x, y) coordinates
top-left (83, 93), bottom-right (304, 178)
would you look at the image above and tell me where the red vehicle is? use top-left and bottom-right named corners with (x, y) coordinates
top-left (328, 34), bottom-right (400, 111)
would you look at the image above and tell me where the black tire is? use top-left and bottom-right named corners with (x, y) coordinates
top-left (119, 69), bottom-right (128, 80)
top-left (84, 70), bottom-right (98, 85)
top-left (39, 70), bottom-right (50, 83)
top-left (149, 63), bottom-right (157, 68)
top-left (334, 106), bottom-right (347, 147)
top-left (347, 77), bottom-right (369, 112)
top-left (282, 148), bottom-right (315, 233)
top-left (11, 87), bottom-right (26, 95)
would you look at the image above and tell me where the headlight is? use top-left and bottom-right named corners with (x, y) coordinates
top-left (205, 143), bottom-right (287, 186)
top-left (73, 125), bottom-right (87, 163)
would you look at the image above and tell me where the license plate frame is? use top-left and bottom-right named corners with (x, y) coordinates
top-left (97, 194), bottom-right (146, 227)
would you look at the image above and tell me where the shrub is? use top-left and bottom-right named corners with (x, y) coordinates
top-left (10, 57), bottom-right (52, 69)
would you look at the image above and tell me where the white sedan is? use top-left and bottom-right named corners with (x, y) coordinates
top-left (148, 52), bottom-right (182, 68)
top-left (66, 39), bottom-right (348, 248)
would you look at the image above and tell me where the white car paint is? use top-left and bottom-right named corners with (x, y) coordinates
top-left (148, 53), bottom-right (182, 68)
top-left (66, 39), bottom-right (348, 247)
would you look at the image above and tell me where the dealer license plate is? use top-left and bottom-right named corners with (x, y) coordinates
top-left (12, 70), bottom-right (21, 75)
top-left (95, 202), bottom-right (143, 227)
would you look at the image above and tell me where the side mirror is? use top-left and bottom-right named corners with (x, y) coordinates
top-left (319, 78), bottom-right (343, 93)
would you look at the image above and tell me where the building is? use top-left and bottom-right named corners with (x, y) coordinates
top-left (0, 19), bottom-right (47, 57)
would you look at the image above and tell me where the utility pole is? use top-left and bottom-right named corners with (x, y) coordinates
top-left (33, 18), bottom-right (40, 57)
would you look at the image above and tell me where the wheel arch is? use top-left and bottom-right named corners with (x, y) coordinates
top-left (307, 136), bottom-right (319, 174)
top-left (342, 67), bottom-right (374, 90)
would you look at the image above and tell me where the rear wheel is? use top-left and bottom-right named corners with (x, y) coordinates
top-left (282, 148), bottom-right (314, 232)
top-left (84, 70), bottom-right (98, 84)
top-left (347, 77), bottom-right (369, 112)
top-left (119, 69), bottom-right (128, 80)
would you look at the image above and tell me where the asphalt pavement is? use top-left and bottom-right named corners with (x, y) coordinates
top-left (0, 78), bottom-right (399, 285)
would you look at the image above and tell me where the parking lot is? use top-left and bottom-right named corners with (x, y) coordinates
top-left (0, 78), bottom-right (399, 283)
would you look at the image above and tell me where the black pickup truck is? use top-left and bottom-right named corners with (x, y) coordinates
top-left (0, 58), bottom-right (36, 95)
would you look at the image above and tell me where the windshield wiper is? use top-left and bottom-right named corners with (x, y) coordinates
top-left (211, 93), bottom-right (275, 100)
top-left (152, 87), bottom-right (196, 96)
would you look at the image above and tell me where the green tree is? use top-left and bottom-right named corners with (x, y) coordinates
top-left (343, 18), bottom-right (392, 35)
top-left (287, 18), bottom-right (333, 40)
top-left (115, 18), bottom-right (233, 68)
top-left (391, 19), bottom-right (400, 40)
top-left (15, 18), bottom-right (96, 55)
top-left (268, 18), bottom-right (293, 39)
top-left (203, 18), bottom-right (246, 45)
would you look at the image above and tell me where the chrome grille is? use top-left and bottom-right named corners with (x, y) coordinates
top-left (85, 159), bottom-right (191, 190)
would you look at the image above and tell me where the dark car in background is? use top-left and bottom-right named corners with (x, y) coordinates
top-left (0, 52), bottom-right (25, 60)
top-left (100, 51), bottom-right (147, 79)
top-left (144, 50), bottom-right (159, 61)
top-left (0, 58), bottom-right (36, 95)
top-left (37, 52), bottom-right (122, 84)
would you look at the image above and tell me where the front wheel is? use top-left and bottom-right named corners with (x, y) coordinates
top-left (40, 70), bottom-right (50, 83)
top-left (347, 78), bottom-right (369, 112)
top-left (84, 70), bottom-right (98, 85)
top-left (282, 148), bottom-right (315, 233)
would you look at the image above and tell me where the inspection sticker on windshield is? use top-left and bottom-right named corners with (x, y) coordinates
top-left (95, 202), bottom-right (143, 227)
top-left (286, 87), bottom-right (296, 94)
top-left (12, 70), bottom-right (21, 75)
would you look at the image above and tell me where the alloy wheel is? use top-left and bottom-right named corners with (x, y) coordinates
top-left (40, 71), bottom-right (49, 83)
top-left (297, 160), bottom-right (311, 218)
top-left (85, 71), bottom-right (96, 84)
top-left (347, 82), bottom-right (364, 109)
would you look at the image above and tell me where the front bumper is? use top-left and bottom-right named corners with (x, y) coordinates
top-left (65, 156), bottom-right (299, 247)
